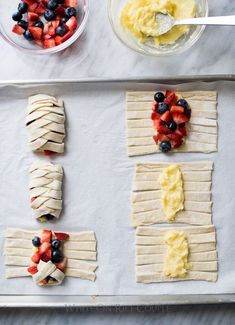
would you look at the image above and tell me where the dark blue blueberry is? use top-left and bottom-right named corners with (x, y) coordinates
top-left (51, 239), bottom-right (61, 250)
top-left (56, 25), bottom-right (67, 36)
top-left (12, 12), bottom-right (23, 21)
top-left (176, 99), bottom-right (189, 110)
top-left (60, 16), bottom-right (69, 25)
top-left (159, 141), bottom-right (171, 153)
top-left (167, 120), bottom-right (177, 132)
top-left (18, 2), bottom-right (28, 14)
top-left (34, 20), bottom-right (44, 29)
top-left (65, 7), bottom-right (77, 17)
top-left (48, 0), bottom-right (59, 10)
top-left (154, 92), bottom-right (165, 103)
top-left (24, 30), bottom-right (33, 40)
top-left (51, 250), bottom-right (63, 263)
top-left (57, 0), bottom-right (64, 3)
top-left (157, 102), bottom-right (169, 115)
top-left (32, 236), bottom-right (41, 247)
top-left (44, 9), bottom-right (56, 21)
top-left (18, 20), bottom-right (28, 30)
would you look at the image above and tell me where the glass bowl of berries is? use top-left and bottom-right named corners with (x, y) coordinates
top-left (0, 0), bottom-right (89, 54)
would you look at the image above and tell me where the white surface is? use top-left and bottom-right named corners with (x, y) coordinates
top-left (0, 80), bottom-right (234, 296)
top-left (0, 1), bottom-right (234, 80)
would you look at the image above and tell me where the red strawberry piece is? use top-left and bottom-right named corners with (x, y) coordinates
top-left (153, 134), bottom-right (168, 144)
top-left (29, 27), bottom-right (42, 40)
top-left (172, 112), bottom-right (189, 124)
top-left (61, 30), bottom-right (73, 43)
top-left (41, 230), bottom-right (52, 243)
top-left (35, 40), bottom-right (44, 47)
top-left (178, 123), bottom-right (187, 136)
top-left (55, 35), bottom-right (63, 45)
top-left (160, 111), bottom-right (172, 124)
top-left (44, 39), bottom-right (56, 48)
top-left (35, 3), bottom-right (46, 14)
top-left (22, 0), bottom-right (36, 6)
top-left (27, 265), bottom-right (38, 275)
top-left (28, 12), bottom-right (39, 21)
top-left (12, 24), bottom-right (25, 35)
top-left (54, 232), bottom-right (69, 241)
top-left (44, 34), bottom-right (52, 40)
top-left (44, 150), bottom-right (55, 155)
top-left (153, 118), bottom-right (162, 130)
top-left (41, 250), bottom-right (52, 262)
top-left (31, 197), bottom-right (36, 202)
top-left (38, 242), bottom-right (51, 255)
top-left (170, 105), bottom-right (184, 114)
top-left (157, 125), bottom-right (172, 135)
top-left (65, 16), bottom-right (77, 32)
top-left (164, 91), bottom-right (177, 106)
top-left (31, 251), bottom-right (40, 264)
top-left (151, 111), bottom-right (160, 121)
top-left (48, 25), bottom-right (56, 36)
top-left (56, 258), bottom-right (67, 272)
top-left (52, 20), bottom-right (60, 29)
top-left (55, 6), bottom-right (65, 19)
top-left (167, 133), bottom-right (183, 148)
top-left (64, 0), bottom-right (78, 6)
top-left (152, 102), bottom-right (159, 112)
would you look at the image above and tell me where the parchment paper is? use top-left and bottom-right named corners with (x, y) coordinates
top-left (0, 80), bottom-right (234, 296)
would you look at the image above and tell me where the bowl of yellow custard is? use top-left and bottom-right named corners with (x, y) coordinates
top-left (108, 0), bottom-right (208, 56)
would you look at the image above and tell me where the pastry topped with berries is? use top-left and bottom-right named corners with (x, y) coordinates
top-left (126, 90), bottom-right (218, 156)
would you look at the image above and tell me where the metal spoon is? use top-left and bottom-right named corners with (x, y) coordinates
top-left (155, 13), bottom-right (235, 36)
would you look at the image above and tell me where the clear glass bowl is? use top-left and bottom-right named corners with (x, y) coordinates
top-left (108, 0), bottom-right (208, 56)
top-left (0, 0), bottom-right (89, 54)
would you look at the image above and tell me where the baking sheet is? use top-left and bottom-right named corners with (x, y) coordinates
top-left (0, 78), bottom-right (235, 298)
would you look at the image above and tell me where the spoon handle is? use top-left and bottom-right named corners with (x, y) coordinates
top-left (175, 15), bottom-right (235, 26)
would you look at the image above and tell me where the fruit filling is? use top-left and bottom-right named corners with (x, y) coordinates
top-left (28, 229), bottom-right (69, 285)
top-left (11, 0), bottom-right (78, 49)
top-left (151, 90), bottom-right (191, 153)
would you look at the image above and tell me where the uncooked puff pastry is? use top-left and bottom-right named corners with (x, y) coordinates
top-left (126, 91), bottom-right (218, 156)
top-left (29, 161), bottom-right (63, 222)
top-left (135, 225), bottom-right (218, 283)
top-left (26, 94), bottom-right (65, 154)
top-left (4, 228), bottom-right (98, 286)
top-left (131, 161), bottom-right (213, 227)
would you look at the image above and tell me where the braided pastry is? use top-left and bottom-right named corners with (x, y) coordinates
top-left (29, 161), bottom-right (63, 222)
top-left (26, 94), bottom-right (65, 154)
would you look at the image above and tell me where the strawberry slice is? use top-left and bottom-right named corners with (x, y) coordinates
top-left (41, 250), bottom-right (52, 262)
top-left (35, 3), bottom-right (46, 14)
top-left (160, 111), bottom-right (172, 124)
top-left (56, 258), bottom-right (67, 272)
top-left (52, 20), bottom-right (60, 29)
top-left (44, 150), bottom-right (55, 155)
top-left (153, 134), bottom-right (168, 144)
top-left (55, 35), bottom-right (63, 45)
top-left (170, 105), bottom-right (184, 114)
top-left (28, 12), bottom-right (39, 21)
top-left (164, 91), bottom-right (177, 106)
top-left (38, 242), bottom-right (51, 255)
top-left (28, 3), bottom-right (38, 12)
top-left (65, 0), bottom-right (78, 6)
top-left (172, 112), bottom-right (189, 124)
top-left (151, 111), bottom-right (160, 120)
top-left (55, 6), bottom-right (65, 19)
top-left (44, 39), bottom-right (56, 48)
top-left (65, 16), bottom-right (77, 32)
top-left (54, 232), bottom-right (69, 241)
top-left (27, 265), bottom-right (38, 275)
top-left (61, 30), bottom-right (73, 43)
top-left (23, 0), bottom-right (36, 6)
top-left (152, 102), bottom-right (159, 112)
top-left (178, 123), bottom-right (187, 136)
top-left (41, 230), bottom-right (52, 243)
top-left (31, 251), bottom-right (40, 264)
top-left (153, 118), bottom-right (162, 129)
top-left (167, 133), bottom-right (183, 148)
top-left (31, 197), bottom-right (36, 203)
top-left (29, 27), bottom-right (42, 40)
top-left (157, 125), bottom-right (171, 135)
top-left (12, 24), bottom-right (25, 35)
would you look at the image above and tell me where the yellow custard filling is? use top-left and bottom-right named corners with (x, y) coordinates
top-left (159, 164), bottom-right (184, 221)
top-left (163, 231), bottom-right (191, 278)
top-left (120, 0), bottom-right (196, 46)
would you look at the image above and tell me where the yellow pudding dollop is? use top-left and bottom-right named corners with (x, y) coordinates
top-left (159, 164), bottom-right (184, 221)
top-left (120, 0), bottom-right (196, 46)
top-left (163, 231), bottom-right (191, 278)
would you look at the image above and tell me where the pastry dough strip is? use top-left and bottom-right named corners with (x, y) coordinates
top-left (132, 191), bottom-right (211, 203)
top-left (136, 225), bottom-right (215, 236)
top-left (137, 261), bottom-right (217, 272)
top-left (136, 271), bottom-right (217, 283)
top-left (136, 161), bottom-right (213, 171)
top-left (136, 242), bottom-right (216, 254)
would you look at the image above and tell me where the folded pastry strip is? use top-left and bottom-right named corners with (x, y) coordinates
top-left (132, 161), bottom-right (213, 227)
top-left (4, 228), bottom-right (98, 285)
top-left (29, 161), bottom-right (63, 222)
top-left (26, 94), bottom-right (65, 154)
top-left (126, 91), bottom-right (218, 156)
top-left (135, 225), bottom-right (218, 283)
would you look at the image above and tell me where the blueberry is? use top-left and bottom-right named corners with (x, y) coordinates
top-left (12, 12), bottom-right (23, 22)
top-left (44, 9), bottom-right (56, 21)
top-left (176, 99), bottom-right (189, 110)
top-left (60, 16), bottom-right (69, 25)
top-left (65, 7), bottom-right (77, 17)
top-left (157, 102), bottom-right (169, 115)
top-left (24, 30), bottom-right (34, 41)
top-left (48, 0), bottom-right (59, 10)
top-left (34, 20), bottom-right (44, 29)
top-left (18, 2), bottom-right (28, 14)
top-left (167, 120), bottom-right (177, 132)
top-left (32, 236), bottom-right (41, 247)
top-left (44, 214), bottom-right (54, 221)
top-left (159, 141), bottom-right (171, 153)
top-left (18, 20), bottom-right (28, 30)
top-left (51, 239), bottom-right (61, 250)
top-left (57, 0), bottom-right (64, 3)
top-left (52, 250), bottom-right (63, 263)
top-left (154, 92), bottom-right (165, 103)
top-left (56, 25), bottom-right (67, 36)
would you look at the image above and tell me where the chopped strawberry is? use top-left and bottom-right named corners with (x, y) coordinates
top-left (29, 27), bottom-right (43, 40)
top-left (151, 111), bottom-right (160, 120)
top-left (52, 20), bottom-right (60, 29)
top-left (54, 232), bottom-right (69, 241)
top-left (160, 111), bottom-right (172, 124)
top-left (44, 150), bottom-right (55, 155)
top-left (153, 118), bottom-right (162, 129)
top-left (65, 0), bottom-right (78, 6)
top-left (56, 258), bottom-right (67, 272)
top-left (170, 105), bottom-right (184, 114)
top-left (44, 38), bottom-right (56, 48)
top-left (31, 251), bottom-right (40, 264)
top-left (35, 39), bottom-right (44, 47)
top-left (35, 3), bottom-right (46, 14)
top-left (178, 123), bottom-right (187, 136)
top-left (153, 134), bottom-right (168, 144)
top-left (55, 35), bottom-right (63, 45)
top-left (167, 133), bottom-right (183, 148)
top-left (41, 230), bottom-right (52, 243)
top-left (27, 265), bottom-right (38, 275)
top-left (38, 242), bottom-right (51, 255)
top-left (22, 0), bottom-right (36, 6)
top-left (55, 6), bottom-right (65, 19)
top-left (172, 112), bottom-right (189, 124)
top-left (28, 3), bottom-right (38, 12)
top-left (31, 197), bottom-right (36, 202)
top-left (41, 250), bottom-right (52, 262)
top-left (164, 91), bottom-right (177, 106)
top-left (12, 24), bottom-right (25, 35)
top-left (61, 30), bottom-right (73, 43)
top-left (152, 102), bottom-right (158, 112)
top-left (28, 12), bottom-right (39, 21)
top-left (157, 125), bottom-right (172, 135)
top-left (65, 16), bottom-right (77, 32)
